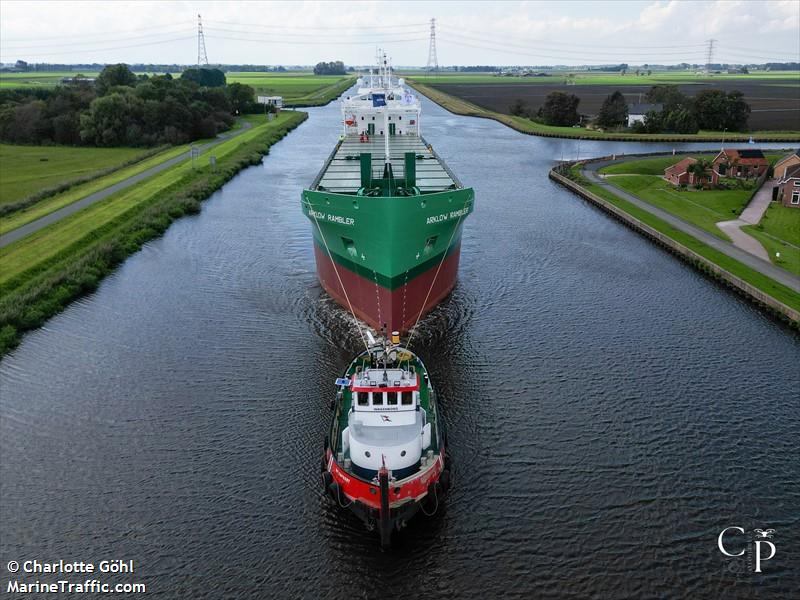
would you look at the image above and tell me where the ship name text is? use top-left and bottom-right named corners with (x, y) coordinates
top-left (309, 209), bottom-right (355, 226)
top-left (426, 207), bottom-right (470, 225)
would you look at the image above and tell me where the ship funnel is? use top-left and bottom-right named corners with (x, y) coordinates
top-left (391, 331), bottom-right (400, 344)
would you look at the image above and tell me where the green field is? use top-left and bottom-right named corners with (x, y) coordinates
top-left (566, 164), bottom-right (800, 314)
top-left (226, 72), bottom-right (355, 105)
top-left (601, 173), bottom-right (752, 240)
top-left (408, 70), bottom-right (800, 86)
top-left (1, 144), bottom-right (191, 235)
top-left (597, 154), bottom-right (789, 240)
top-left (743, 203), bottom-right (800, 276)
top-left (0, 144), bottom-right (153, 206)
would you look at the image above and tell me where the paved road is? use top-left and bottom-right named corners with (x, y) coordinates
top-left (0, 121), bottom-right (253, 249)
top-left (583, 159), bottom-right (800, 294)
top-left (713, 178), bottom-right (775, 261)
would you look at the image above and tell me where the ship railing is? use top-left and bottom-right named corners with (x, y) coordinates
top-left (420, 135), bottom-right (464, 188)
top-left (311, 138), bottom-right (345, 190)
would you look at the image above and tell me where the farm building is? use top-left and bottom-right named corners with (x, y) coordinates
top-left (257, 96), bottom-right (283, 109)
top-left (773, 149), bottom-right (800, 180)
top-left (627, 103), bottom-right (663, 127)
top-left (712, 148), bottom-right (768, 179)
top-left (664, 157), bottom-right (718, 188)
top-left (776, 164), bottom-right (800, 208)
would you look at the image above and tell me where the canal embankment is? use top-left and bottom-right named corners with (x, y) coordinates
top-left (0, 111), bottom-right (308, 355)
top-left (550, 156), bottom-right (800, 326)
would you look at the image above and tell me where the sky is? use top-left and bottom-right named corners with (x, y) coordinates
top-left (0, 0), bottom-right (798, 66)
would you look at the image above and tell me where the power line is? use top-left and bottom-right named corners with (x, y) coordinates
top-left (204, 25), bottom-right (428, 40)
top-left (437, 24), bottom-right (709, 50)
top-left (0, 21), bottom-right (188, 42)
top-left (197, 14), bottom-right (209, 66)
top-left (2, 36), bottom-right (195, 59)
top-left (204, 19), bottom-right (428, 31)
top-left (204, 34), bottom-right (427, 46)
top-left (439, 29), bottom-right (711, 58)
top-left (2, 28), bottom-right (193, 51)
top-left (705, 39), bottom-right (716, 73)
top-left (436, 35), bottom-right (706, 64)
top-left (426, 18), bottom-right (438, 71)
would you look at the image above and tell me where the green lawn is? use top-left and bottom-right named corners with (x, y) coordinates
top-left (601, 174), bottom-right (752, 240)
top-left (225, 72), bottom-right (355, 105)
top-left (743, 203), bottom-right (800, 276)
top-left (0, 112), bottom-right (302, 288)
top-left (1, 144), bottom-right (191, 235)
top-left (566, 165), bottom-right (800, 314)
top-left (0, 144), bottom-right (153, 206)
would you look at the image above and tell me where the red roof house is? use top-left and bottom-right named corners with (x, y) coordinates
top-left (664, 157), bottom-right (718, 187)
top-left (712, 148), bottom-right (768, 179)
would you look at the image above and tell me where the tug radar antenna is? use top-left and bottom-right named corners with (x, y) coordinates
top-left (197, 14), bottom-right (209, 67)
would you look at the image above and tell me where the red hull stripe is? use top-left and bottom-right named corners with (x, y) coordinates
top-left (314, 242), bottom-right (461, 333)
top-left (327, 449), bottom-right (444, 509)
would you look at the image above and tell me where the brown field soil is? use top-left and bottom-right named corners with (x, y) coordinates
top-left (432, 79), bottom-right (800, 131)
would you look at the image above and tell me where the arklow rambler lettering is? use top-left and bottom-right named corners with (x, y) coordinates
top-left (309, 209), bottom-right (355, 226)
top-left (426, 207), bottom-right (470, 225)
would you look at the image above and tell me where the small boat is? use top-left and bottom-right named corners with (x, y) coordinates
top-left (322, 333), bottom-right (452, 547)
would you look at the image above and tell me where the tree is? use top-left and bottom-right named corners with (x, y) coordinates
top-left (693, 89), bottom-right (750, 131)
top-left (226, 82), bottom-right (254, 114)
top-left (96, 64), bottom-right (137, 95)
top-left (596, 91), bottom-right (628, 128)
top-left (538, 91), bottom-right (580, 126)
top-left (509, 98), bottom-right (529, 117)
top-left (645, 85), bottom-right (688, 111)
top-left (687, 158), bottom-right (713, 186)
top-left (180, 68), bottom-right (226, 88)
top-left (313, 61), bottom-right (346, 75)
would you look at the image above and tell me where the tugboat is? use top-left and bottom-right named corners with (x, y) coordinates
top-left (322, 332), bottom-right (452, 547)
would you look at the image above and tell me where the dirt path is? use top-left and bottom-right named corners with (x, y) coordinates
top-left (0, 121), bottom-right (253, 249)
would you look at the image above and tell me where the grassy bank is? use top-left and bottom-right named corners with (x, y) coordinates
top-left (597, 154), bottom-right (800, 276)
top-left (0, 110), bottom-right (308, 355)
top-left (227, 73), bottom-right (355, 106)
top-left (0, 144), bottom-right (157, 206)
top-left (563, 164), bottom-right (800, 316)
top-left (743, 203), bottom-right (800, 276)
top-left (1, 145), bottom-right (193, 234)
top-left (408, 80), bottom-right (800, 142)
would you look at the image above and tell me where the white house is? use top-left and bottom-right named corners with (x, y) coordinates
top-left (257, 96), bottom-right (283, 108)
top-left (627, 103), bottom-right (663, 127)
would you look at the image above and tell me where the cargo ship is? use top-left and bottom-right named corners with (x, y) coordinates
top-left (301, 52), bottom-right (474, 334)
top-left (322, 335), bottom-right (452, 547)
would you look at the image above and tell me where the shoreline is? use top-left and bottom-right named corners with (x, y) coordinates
top-left (549, 155), bottom-right (799, 327)
top-left (409, 80), bottom-right (800, 143)
top-left (0, 111), bottom-right (309, 356)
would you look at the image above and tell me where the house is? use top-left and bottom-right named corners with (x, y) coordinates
top-left (776, 164), bottom-right (800, 208)
top-left (773, 149), bottom-right (800, 180)
top-left (627, 103), bottom-right (663, 127)
top-left (712, 148), bottom-right (768, 179)
top-left (257, 95), bottom-right (283, 109)
top-left (664, 157), bottom-right (718, 187)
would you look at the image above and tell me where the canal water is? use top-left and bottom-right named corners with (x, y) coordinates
top-left (1, 92), bottom-right (798, 598)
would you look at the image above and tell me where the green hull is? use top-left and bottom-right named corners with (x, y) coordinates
top-left (301, 187), bottom-right (474, 289)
